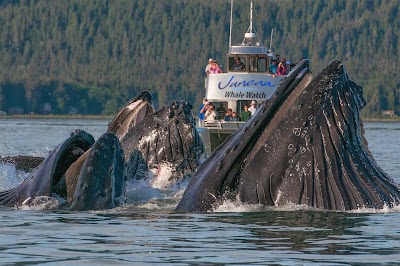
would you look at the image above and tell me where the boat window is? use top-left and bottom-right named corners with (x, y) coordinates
top-left (237, 100), bottom-right (252, 114)
top-left (229, 56), bottom-right (246, 72)
top-left (215, 101), bottom-right (228, 119)
top-left (249, 57), bottom-right (267, 72)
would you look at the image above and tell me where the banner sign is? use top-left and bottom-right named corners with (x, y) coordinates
top-left (206, 73), bottom-right (283, 101)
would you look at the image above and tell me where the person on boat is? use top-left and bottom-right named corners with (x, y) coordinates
top-left (285, 61), bottom-right (291, 72)
top-left (224, 108), bottom-right (233, 121)
top-left (248, 100), bottom-right (257, 116)
top-left (198, 98), bottom-right (208, 123)
top-left (231, 112), bottom-right (241, 121)
top-left (230, 57), bottom-right (245, 71)
top-left (277, 61), bottom-right (288, 76)
top-left (205, 58), bottom-right (214, 76)
top-left (269, 59), bottom-right (278, 76)
top-left (204, 104), bottom-right (217, 121)
top-left (241, 105), bottom-right (252, 121)
top-left (210, 60), bottom-right (223, 74)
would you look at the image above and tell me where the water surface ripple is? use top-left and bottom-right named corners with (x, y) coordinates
top-left (0, 119), bottom-right (399, 264)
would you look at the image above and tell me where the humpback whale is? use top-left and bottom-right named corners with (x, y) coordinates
top-left (0, 130), bottom-right (125, 211)
top-left (122, 100), bottom-right (206, 183)
top-left (176, 59), bottom-right (400, 212)
top-left (0, 130), bottom-right (95, 208)
top-left (107, 91), bottom-right (205, 184)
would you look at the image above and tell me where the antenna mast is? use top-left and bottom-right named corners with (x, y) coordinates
top-left (269, 29), bottom-right (273, 50)
top-left (249, 0), bottom-right (253, 33)
top-left (242, 0), bottom-right (259, 46)
top-left (229, 0), bottom-right (233, 47)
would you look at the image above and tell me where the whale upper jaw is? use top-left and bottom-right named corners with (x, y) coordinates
top-left (108, 90), bottom-right (155, 139)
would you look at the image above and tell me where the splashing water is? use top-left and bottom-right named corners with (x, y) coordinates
top-left (126, 164), bottom-right (189, 205)
top-left (0, 163), bottom-right (29, 191)
top-left (214, 198), bottom-right (400, 214)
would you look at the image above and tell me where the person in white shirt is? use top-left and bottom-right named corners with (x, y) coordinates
top-left (248, 100), bottom-right (257, 116)
top-left (205, 58), bottom-right (214, 76)
top-left (204, 103), bottom-right (217, 121)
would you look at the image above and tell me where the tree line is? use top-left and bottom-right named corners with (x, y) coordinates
top-left (0, 0), bottom-right (398, 117)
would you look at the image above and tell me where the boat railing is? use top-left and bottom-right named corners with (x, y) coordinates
top-left (203, 120), bottom-right (222, 128)
top-left (201, 120), bottom-right (244, 129)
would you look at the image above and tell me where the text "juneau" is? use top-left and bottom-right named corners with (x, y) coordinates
top-left (218, 76), bottom-right (275, 90)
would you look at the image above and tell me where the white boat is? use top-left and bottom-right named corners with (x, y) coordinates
top-left (198, 0), bottom-right (290, 155)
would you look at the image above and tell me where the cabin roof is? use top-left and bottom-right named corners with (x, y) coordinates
top-left (229, 45), bottom-right (268, 55)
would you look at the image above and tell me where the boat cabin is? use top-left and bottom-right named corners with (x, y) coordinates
top-left (204, 45), bottom-right (281, 120)
top-left (198, 0), bottom-right (287, 155)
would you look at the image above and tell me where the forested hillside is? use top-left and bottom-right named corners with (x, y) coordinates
top-left (0, 0), bottom-right (398, 117)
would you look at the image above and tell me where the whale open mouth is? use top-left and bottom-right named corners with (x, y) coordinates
top-left (0, 130), bottom-right (95, 208)
top-left (177, 59), bottom-right (400, 212)
top-left (108, 90), bottom-right (155, 139)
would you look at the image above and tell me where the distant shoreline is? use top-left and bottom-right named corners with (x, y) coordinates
top-left (0, 114), bottom-right (399, 122)
top-left (0, 114), bottom-right (113, 119)
top-left (362, 117), bottom-right (400, 122)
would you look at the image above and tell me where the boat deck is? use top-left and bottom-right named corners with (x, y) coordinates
top-left (197, 121), bottom-right (245, 155)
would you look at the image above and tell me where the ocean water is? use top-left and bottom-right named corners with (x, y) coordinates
top-left (0, 118), bottom-right (399, 265)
